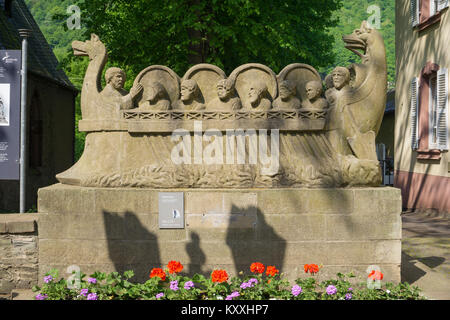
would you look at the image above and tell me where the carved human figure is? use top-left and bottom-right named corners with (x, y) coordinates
top-left (301, 80), bottom-right (328, 110)
top-left (100, 67), bottom-right (143, 110)
top-left (138, 81), bottom-right (171, 111)
top-left (245, 81), bottom-right (272, 111)
top-left (331, 66), bottom-right (351, 92)
top-left (324, 74), bottom-right (337, 105)
top-left (206, 78), bottom-right (242, 111)
top-left (175, 79), bottom-right (205, 111)
top-left (272, 80), bottom-right (300, 110)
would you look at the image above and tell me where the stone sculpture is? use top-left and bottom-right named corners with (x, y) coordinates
top-left (71, 34), bottom-right (143, 120)
top-left (324, 74), bottom-right (336, 105)
top-left (245, 80), bottom-right (272, 111)
top-left (302, 80), bottom-right (328, 111)
top-left (206, 78), bottom-right (242, 111)
top-left (133, 65), bottom-right (180, 112)
top-left (137, 81), bottom-right (171, 111)
top-left (175, 79), bottom-right (205, 111)
top-left (272, 80), bottom-right (301, 110)
top-left (57, 21), bottom-right (387, 188)
top-left (100, 67), bottom-right (143, 111)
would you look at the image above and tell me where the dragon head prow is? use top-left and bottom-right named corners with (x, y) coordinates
top-left (342, 21), bottom-right (382, 62)
top-left (72, 34), bottom-right (106, 60)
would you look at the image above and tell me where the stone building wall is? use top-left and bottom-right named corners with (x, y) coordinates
top-left (0, 214), bottom-right (39, 297)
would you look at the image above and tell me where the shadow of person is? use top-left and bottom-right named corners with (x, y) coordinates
top-left (185, 231), bottom-right (208, 276)
top-left (401, 252), bottom-right (427, 284)
top-left (102, 210), bottom-right (160, 283)
top-left (225, 205), bottom-right (286, 276)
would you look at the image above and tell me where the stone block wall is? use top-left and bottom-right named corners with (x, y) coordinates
top-left (38, 184), bottom-right (402, 285)
top-left (0, 214), bottom-right (39, 295)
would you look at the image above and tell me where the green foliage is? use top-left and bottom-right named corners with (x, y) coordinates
top-left (321, 0), bottom-right (395, 87)
top-left (33, 266), bottom-right (425, 301)
top-left (77, 0), bottom-right (342, 77)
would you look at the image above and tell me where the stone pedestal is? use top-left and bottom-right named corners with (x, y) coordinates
top-left (37, 184), bottom-right (401, 284)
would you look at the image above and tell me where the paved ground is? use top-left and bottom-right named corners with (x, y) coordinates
top-left (401, 211), bottom-right (449, 300)
top-left (6, 211), bottom-right (449, 300)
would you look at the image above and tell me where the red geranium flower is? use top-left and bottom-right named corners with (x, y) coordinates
top-left (266, 265), bottom-right (279, 277)
top-left (304, 264), bottom-right (320, 274)
top-left (149, 268), bottom-right (166, 281)
top-left (250, 262), bottom-right (265, 274)
top-left (368, 270), bottom-right (383, 281)
top-left (167, 260), bottom-right (183, 274)
top-left (211, 269), bottom-right (228, 283)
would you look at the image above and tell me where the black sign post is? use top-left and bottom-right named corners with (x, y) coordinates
top-left (0, 50), bottom-right (21, 180)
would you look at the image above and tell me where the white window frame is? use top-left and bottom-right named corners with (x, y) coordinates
top-left (429, 73), bottom-right (438, 149)
top-left (411, 77), bottom-right (420, 150)
top-left (411, 0), bottom-right (420, 26)
top-left (436, 68), bottom-right (449, 150)
top-left (431, 0), bottom-right (438, 16)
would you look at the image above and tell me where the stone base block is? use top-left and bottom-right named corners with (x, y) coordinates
top-left (37, 184), bottom-right (402, 284)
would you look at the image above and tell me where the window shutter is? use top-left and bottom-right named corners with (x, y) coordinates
top-left (438, 0), bottom-right (449, 11)
top-left (411, 77), bottom-right (419, 150)
top-left (411, 0), bottom-right (420, 26)
top-left (431, 0), bottom-right (437, 16)
top-left (436, 68), bottom-right (448, 150)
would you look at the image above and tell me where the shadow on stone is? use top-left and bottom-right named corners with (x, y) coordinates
top-left (185, 231), bottom-right (207, 275)
top-left (102, 210), bottom-right (161, 283)
top-left (226, 205), bottom-right (286, 275)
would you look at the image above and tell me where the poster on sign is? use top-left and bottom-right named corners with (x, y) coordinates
top-left (0, 50), bottom-right (21, 180)
top-left (0, 83), bottom-right (10, 126)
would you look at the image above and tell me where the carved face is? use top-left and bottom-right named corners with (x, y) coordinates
top-left (180, 85), bottom-right (194, 102)
top-left (110, 73), bottom-right (124, 90)
top-left (217, 83), bottom-right (231, 100)
top-left (332, 69), bottom-right (349, 90)
top-left (248, 86), bottom-right (260, 105)
top-left (279, 84), bottom-right (293, 100)
top-left (306, 83), bottom-right (321, 100)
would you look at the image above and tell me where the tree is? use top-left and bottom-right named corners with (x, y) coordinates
top-left (78, 0), bottom-right (342, 78)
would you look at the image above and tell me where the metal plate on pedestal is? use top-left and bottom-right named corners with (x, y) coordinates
top-left (158, 192), bottom-right (184, 229)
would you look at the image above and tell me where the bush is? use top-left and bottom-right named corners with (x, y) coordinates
top-left (32, 262), bottom-right (425, 300)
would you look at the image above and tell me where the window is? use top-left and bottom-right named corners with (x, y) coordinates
top-left (429, 74), bottom-right (438, 148)
top-left (410, 64), bottom-right (448, 156)
top-left (411, 0), bottom-right (449, 28)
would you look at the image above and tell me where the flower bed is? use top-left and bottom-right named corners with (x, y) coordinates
top-left (33, 261), bottom-right (424, 300)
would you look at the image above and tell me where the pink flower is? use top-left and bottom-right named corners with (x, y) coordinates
top-left (87, 293), bottom-right (98, 300)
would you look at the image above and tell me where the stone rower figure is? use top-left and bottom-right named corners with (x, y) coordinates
top-left (245, 80), bottom-right (272, 111)
top-left (175, 79), bottom-right (205, 111)
top-left (100, 67), bottom-right (143, 110)
top-left (302, 80), bottom-right (328, 111)
top-left (206, 78), bottom-right (242, 111)
top-left (273, 79), bottom-right (301, 110)
top-left (138, 81), bottom-right (171, 111)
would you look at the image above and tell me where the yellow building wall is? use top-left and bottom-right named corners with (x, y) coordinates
top-left (395, 0), bottom-right (450, 177)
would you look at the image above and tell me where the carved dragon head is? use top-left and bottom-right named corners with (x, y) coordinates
top-left (342, 21), bottom-right (382, 63)
top-left (72, 34), bottom-right (107, 60)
